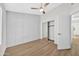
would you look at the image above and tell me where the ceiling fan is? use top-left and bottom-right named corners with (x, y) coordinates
top-left (31, 3), bottom-right (49, 14)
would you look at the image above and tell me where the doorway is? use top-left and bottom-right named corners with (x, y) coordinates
top-left (42, 20), bottom-right (55, 42)
top-left (72, 12), bottom-right (79, 43)
top-left (48, 21), bottom-right (55, 41)
top-left (71, 11), bottom-right (79, 54)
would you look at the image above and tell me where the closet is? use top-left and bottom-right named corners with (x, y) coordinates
top-left (42, 20), bottom-right (55, 41)
top-left (48, 21), bottom-right (54, 41)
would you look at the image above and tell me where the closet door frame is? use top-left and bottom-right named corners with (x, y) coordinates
top-left (48, 20), bottom-right (55, 41)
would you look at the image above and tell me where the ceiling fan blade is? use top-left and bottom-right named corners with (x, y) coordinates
top-left (44, 3), bottom-right (49, 7)
top-left (31, 8), bottom-right (40, 9)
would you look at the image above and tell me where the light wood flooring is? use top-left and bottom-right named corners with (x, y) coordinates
top-left (4, 37), bottom-right (79, 56)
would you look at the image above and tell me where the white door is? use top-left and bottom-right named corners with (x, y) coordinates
top-left (57, 15), bottom-right (71, 49)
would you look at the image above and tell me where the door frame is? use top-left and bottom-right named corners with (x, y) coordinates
top-left (71, 10), bottom-right (79, 41)
top-left (47, 20), bottom-right (55, 41)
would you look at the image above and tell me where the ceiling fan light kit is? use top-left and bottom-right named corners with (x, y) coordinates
top-left (31, 3), bottom-right (49, 14)
top-left (40, 8), bottom-right (44, 12)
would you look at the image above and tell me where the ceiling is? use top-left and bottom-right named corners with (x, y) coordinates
top-left (4, 3), bottom-right (62, 15)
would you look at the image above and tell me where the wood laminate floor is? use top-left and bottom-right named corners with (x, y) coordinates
top-left (4, 37), bottom-right (79, 56)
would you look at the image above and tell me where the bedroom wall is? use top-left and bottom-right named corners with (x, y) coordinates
top-left (41, 3), bottom-right (71, 49)
top-left (41, 3), bottom-right (79, 49)
top-left (6, 11), bottom-right (40, 47)
top-left (41, 3), bottom-right (71, 42)
top-left (0, 4), bottom-right (6, 56)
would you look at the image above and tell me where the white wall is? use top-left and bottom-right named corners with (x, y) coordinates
top-left (0, 4), bottom-right (6, 56)
top-left (42, 22), bottom-right (48, 38)
top-left (6, 11), bottom-right (40, 47)
top-left (41, 3), bottom-right (79, 49)
top-left (41, 3), bottom-right (72, 49)
top-left (57, 15), bottom-right (71, 49)
top-left (0, 7), bottom-right (2, 45)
